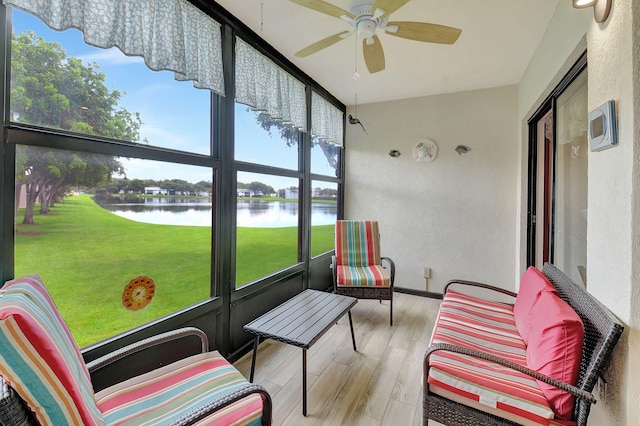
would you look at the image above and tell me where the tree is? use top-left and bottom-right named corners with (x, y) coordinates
top-left (248, 181), bottom-right (275, 196)
top-left (255, 112), bottom-right (299, 147)
top-left (312, 136), bottom-right (339, 176)
top-left (254, 111), bottom-right (339, 173)
top-left (193, 180), bottom-right (212, 195)
top-left (17, 147), bottom-right (125, 221)
top-left (12, 32), bottom-right (141, 141)
top-left (127, 179), bottom-right (147, 194)
top-left (161, 179), bottom-right (194, 194)
top-left (11, 31), bottom-right (141, 224)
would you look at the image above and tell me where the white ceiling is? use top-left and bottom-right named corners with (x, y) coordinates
top-left (214, 0), bottom-right (560, 106)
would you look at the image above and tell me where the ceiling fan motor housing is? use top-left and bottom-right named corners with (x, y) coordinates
top-left (357, 19), bottom-right (377, 38)
top-left (349, 1), bottom-right (388, 39)
top-left (349, 0), bottom-right (376, 16)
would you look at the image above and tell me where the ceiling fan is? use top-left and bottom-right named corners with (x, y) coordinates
top-left (290, 0), bottom-right (462, 74)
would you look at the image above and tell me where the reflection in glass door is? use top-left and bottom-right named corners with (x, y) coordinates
top-left (554, 71), bottom-right (588, 286)
top-left (528, 62), bottom-right (588, 287)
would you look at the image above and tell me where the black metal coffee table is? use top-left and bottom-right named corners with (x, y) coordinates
top-left (244, 289), bottom-right (358, 416)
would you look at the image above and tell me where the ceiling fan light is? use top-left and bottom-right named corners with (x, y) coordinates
top-left (573, 0), bottom-right (597, 8)
top-left (357, 19), bottom-right (377, 39)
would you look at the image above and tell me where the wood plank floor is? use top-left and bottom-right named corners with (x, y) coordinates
top-left (234, 292), bottom-right (442, 425)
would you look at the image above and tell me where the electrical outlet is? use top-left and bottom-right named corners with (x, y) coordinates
top-left (423, 267), bottom-right (431, 278)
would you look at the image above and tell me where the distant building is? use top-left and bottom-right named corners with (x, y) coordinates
top-left (144, 187), bottom-right (166, 195)
top-left (237, 189), bottom-right (254, 197)
top-left (284, 188), bottom-right (299, 200)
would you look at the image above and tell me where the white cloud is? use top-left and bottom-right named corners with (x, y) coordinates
top-left (77, 47), bottom-right (144, 66)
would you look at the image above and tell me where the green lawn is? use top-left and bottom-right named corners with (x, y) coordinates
top-left (15, 194), bottom-right (334, 347)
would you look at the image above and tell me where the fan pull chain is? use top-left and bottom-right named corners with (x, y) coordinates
top-left (353, 21), bottom-right (360, 80)
top-left (260, 2), bottom-right (264, 32)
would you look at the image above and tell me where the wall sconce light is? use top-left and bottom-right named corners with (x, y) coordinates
top-left (454, 145), bottom-right (471, 155)
top-left (573, 0), bottom-right (611, 23)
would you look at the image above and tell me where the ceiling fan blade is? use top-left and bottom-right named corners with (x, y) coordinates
top-left (288, 0), bottom-right (355, 19)
top-left (385, 21), bottom-right (462, 44)
top-left (363, 35), bottom-right (385, 73)
top-left (295, 31), bottom-right (352, 57)
top-left (372, 0), bottom-right (410, 19)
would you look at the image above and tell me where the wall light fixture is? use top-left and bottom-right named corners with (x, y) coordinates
top-left (573, 0), bottom-right (611, 23)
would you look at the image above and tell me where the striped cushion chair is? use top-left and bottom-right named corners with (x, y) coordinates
top-left (0, 274), bottom-right (272, 425)
top-left (332, 220), bottom-right (395, 325)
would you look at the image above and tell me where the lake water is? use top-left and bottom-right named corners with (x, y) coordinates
top-left (98, 197), bottom-right (337, 227)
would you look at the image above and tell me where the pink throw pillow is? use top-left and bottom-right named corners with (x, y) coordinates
top-left (526, 291), bottom-right (584, 420)
top-left (513, 266), bottom-right (558, 344)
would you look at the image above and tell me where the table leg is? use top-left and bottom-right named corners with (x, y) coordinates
top-left (302, 348), bottom-right (308, 416)
top-left (348, 310), bottom-right (357, 351)
top-left (249, 337), bottom-right (259, 382)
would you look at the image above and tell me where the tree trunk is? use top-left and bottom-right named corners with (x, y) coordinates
top-left (22, 183), bottom-right (38, 224)
top-left (15, 182), bottom-right (23, 220)
top-left (41, 179), bottom-right (63, 214)
top-left (39, 185), bottom-right (50, 214)
top-left (22, 176), bottom-right (46, 224)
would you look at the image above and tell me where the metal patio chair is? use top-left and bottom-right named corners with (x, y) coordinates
top-left (331, 220), bottom-right (395, 325)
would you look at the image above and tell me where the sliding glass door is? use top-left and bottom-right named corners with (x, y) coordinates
top-left (528, 56), bottom-right (588, 287)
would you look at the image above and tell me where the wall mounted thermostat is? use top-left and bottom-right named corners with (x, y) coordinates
top-left (588, 100), bottom-right (617, 152)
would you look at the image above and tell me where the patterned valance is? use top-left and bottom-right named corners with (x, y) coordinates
top-left (311, 92), bottom-right (344, 147)
top-left (3, 0), bottom-right (225, 96)
top-left (235, 37), bottom-right (306, 131)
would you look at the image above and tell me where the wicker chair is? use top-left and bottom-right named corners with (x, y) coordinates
top-left (423, 262), bottom-right (624, 426)
top-left (0, 274), bottom-right (272, 425)
top-left (331, 220), bottom-right (395, 325)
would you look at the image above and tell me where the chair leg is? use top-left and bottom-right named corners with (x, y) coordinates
top-left (390, 296), bottom-right (393, 326)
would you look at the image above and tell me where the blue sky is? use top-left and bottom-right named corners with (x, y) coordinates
top-left (11, 9), bottom-right (335, 190)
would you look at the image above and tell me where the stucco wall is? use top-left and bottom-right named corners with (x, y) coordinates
top-left (630, 2), bottom-right (640, 423)
top-left (344, 85), bottom-right (518, 293)
top-left (584, 0), bottom-right (637, 424)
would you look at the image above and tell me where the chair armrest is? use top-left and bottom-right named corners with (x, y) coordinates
top-left (444, 279), bottom-right (517, 299)
top-left (424, 342), bottom-right (596, 404)
top-left (381, 256), bottom-right (395, 287)
top-left (168, 383), bottom-right (273, 426)
top-left (86, 327), bottom-right (209, 373)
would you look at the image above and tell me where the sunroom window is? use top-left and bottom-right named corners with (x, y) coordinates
top-left (14, 146), bottom-right (213, 347)
top-left (236, 172), bottom-right (301, 287)
top-left (9, 5), bottom-right (218, 347)
top-left (9, 9), bottom-right (213, 154)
